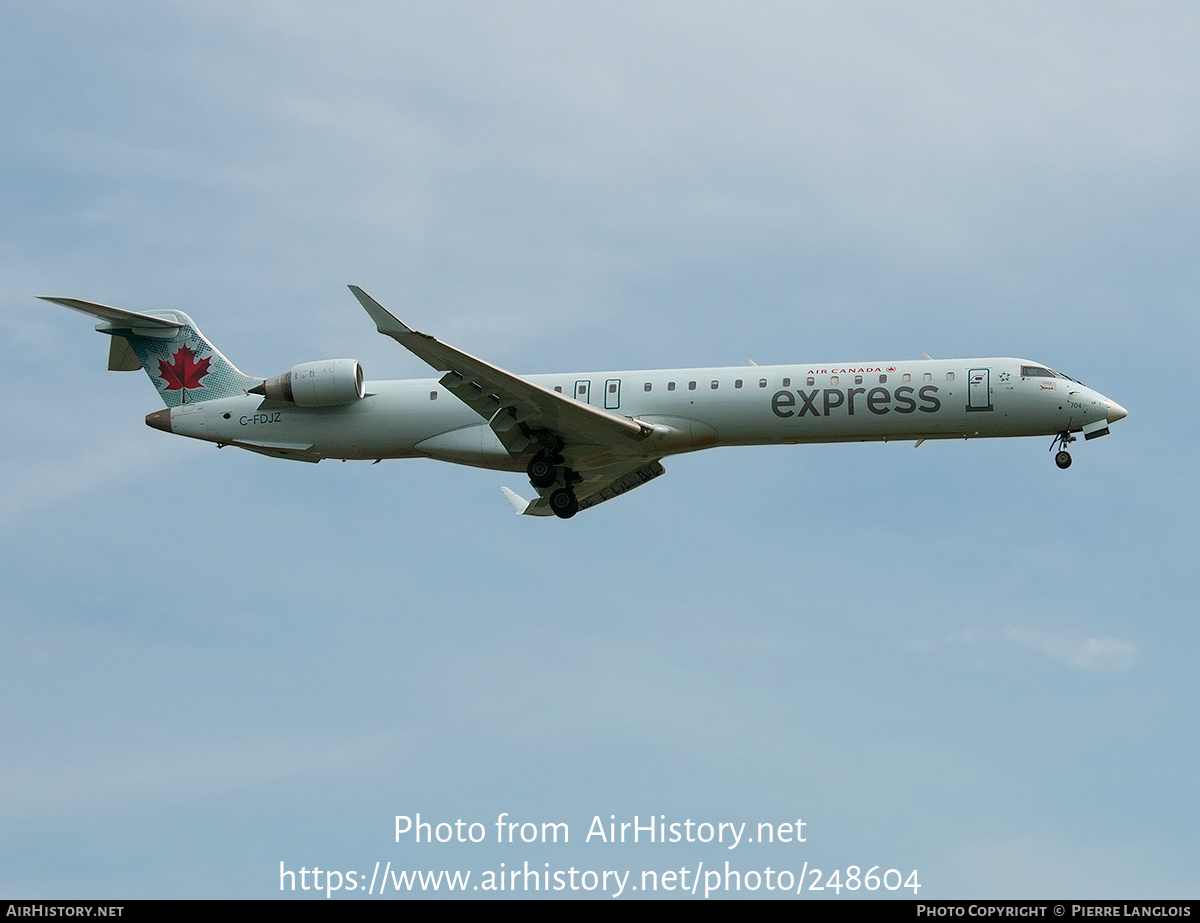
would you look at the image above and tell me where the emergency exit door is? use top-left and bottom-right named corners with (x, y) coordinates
top-left (604, 378), bottom-right (621, 410)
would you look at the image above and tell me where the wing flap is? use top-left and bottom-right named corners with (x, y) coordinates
top-left (576, 459), bottom-right (666, 512)
top-left (513, 458), bottom-right (666, 516)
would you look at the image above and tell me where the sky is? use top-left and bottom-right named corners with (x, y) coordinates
top-left (1, 0), bottom-right (1197, 900)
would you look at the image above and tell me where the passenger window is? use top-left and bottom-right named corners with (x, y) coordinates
top-left (711, 380), bottom-right (719, 389)
top-left (923, 372), bottom-right (932, 383)
top-left (688, 381), bottom-right (697, 390)
top-left (644, 382), bottom-right (652, 392)
top-left (902, 373), bottom-right (911, 383)
top-left (830, 375), bottom-right (839, 386)
top-left (668, 381), bottom-right (676, 391)
top-left (554, 386), bottom-right (562, 393)
top-left (782, 378), bottom-right (791, 387)
top-left (429, 391), bottom-right (438, 400)
top-left (759, 379), bottom-right (767, 388)
top-left (879, 374), bottom-right (887, 383)
top-left (806, 376), bottom-right (815, 386)
top-left (578, 384), bottom-right (587, 394)
top-left (734, 379), bottom-right (743, 389)
top-left (608, 382), bottom-right (617, 393)
top-left (854, 375), bottom-right (862, 385)
top-left (946, 372), bottom-right (954, 381)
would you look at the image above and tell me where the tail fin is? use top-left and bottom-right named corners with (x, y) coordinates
top-left (40, 296), bottom-right (259, 407)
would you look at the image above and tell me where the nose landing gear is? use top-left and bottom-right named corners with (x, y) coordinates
top-left (1051, 431), bottom-right (1076, 469)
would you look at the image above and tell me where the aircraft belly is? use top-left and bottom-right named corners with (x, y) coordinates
top-left (414, 423), bottom-right (519, 469)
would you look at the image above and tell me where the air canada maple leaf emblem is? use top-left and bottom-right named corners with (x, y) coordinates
top-left (158, 345), bottom-right (211, 402)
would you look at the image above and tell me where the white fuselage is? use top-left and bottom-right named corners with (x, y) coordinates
top-left (164, 357), bottom-right (1124, 468)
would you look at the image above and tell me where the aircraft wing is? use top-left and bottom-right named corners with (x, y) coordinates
top-left (349, 286), bottom-right (653, 459)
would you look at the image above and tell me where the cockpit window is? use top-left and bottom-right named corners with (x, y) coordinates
top-left (1021, 366), bottom-right (1056, 378)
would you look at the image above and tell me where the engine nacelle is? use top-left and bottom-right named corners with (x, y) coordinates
top-left (253, 359), bottom-right (365, 407)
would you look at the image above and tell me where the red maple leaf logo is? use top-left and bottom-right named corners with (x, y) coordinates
top-left (158, 345), bottom-right (211, 402)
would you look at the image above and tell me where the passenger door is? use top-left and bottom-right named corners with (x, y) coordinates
top-left (968, 368), bottom-right (992, 411)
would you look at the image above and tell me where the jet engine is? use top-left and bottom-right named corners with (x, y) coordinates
top-left (251, 359), bottom-right (365, 406)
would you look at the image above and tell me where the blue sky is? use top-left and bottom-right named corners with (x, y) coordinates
top-left (1, 1), bottom-right (1196, 899)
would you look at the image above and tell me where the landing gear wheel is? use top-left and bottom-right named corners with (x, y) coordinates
top-left (549, 488), bottom-right (579, 519)
top-left (1050, 431), bottom-right (1077, 469)
top-left (527, 454), bottom-right (557, 489)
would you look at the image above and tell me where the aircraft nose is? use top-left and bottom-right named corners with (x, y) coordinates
top-left (1106, 400), bottom-right (1128, 423)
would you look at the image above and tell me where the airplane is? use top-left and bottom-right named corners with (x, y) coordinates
top-left (40, 286), bottom-right (1128, 519)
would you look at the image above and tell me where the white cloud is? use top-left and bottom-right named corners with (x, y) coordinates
top-left (1003, 625), bottom-right (1136, 671)
top-left (905, 626), bottom-right (1139, 671)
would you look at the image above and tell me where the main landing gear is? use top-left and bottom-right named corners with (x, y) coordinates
top-left (528, 451), bottom-right (579, 519)
top-left (549, 487), bottom-right (580, 519)
top-left (1051, 431), bottom-right (1076, 469)
top-left (526, 453), bottom-right (559, 489)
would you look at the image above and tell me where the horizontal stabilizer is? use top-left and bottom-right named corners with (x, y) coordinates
top-left (39, 296), bottom-right (181, 331)
top-left (43, 294), bottom-right (258, 406)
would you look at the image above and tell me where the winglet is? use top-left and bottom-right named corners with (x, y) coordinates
top-left (499, 486), bottom-right (534, 515)
top-left (348, 285), bottom-right (413, 337)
